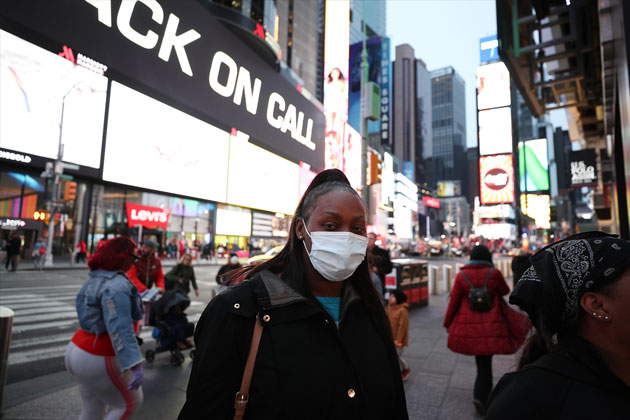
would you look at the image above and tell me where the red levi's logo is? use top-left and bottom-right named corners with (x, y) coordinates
top-left (126, 203), bottom-right (171, 229)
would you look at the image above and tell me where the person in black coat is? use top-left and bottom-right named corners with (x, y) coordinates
top-left (367, 233), bottom-right (393, 295)
top-left (178, 169), bottom-right (408, 420)
top-left (485, 232), bottom-right (630, 419)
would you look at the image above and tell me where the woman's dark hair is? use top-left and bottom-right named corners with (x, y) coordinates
top-left (470, 245), bottom-right (492, 262)
top-left (327, 67), bottom-right (345, 83)
top-left (391, 289), bottom-right (407, 304)
top-left (88, 236), bottom-right (136, 271)
top-left (229, 169), bottom-right (398, 367)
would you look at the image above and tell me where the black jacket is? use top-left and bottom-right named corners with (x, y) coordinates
top-left (485, 334), bottom-right (630, 420)
top-left (178, 270), bottom-right (408, 420)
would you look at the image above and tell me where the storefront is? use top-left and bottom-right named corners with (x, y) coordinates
top-left (0, 0), bottom-right (325, 258)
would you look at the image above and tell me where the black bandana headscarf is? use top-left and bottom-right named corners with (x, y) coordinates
top-left (510, 231), bottom-right (630, 333)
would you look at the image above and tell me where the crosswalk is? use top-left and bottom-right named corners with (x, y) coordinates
top-left (0, 284), bottom-right (207, 367)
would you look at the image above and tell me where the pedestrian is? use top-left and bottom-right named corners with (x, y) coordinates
top-left (215, 253), bottom-right (241, 285)
top-left (75, 240), bottom-right (87, 264)
top-left (367, 232), bottom-right (393, 296)
top-left (65, 237), bottom-right (144, 420)
top-left (387, 289), bottom-right (410, 380)
top-left (32, 238), bottom-right (46, 270)
top-left (178, 169), bottom-right (408, 419)
top-left (4, 233), bottom-right (21, 271)
top-left (443, 245), bottom-right (529, 415)
top-left (485, 232), bottom-right (630, 420)
top-left (510, 248), bottom-right (530, 288)
top-left (367, 252), bottom-right (384, 301)
top-left (127, 239), bottom-right (165, 293)
top-left (165, 253), bottom-right (199, 297)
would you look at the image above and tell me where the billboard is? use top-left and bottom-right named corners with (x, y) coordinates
top-left (479, 35), bottom-right (499, 64)
top-left (437, 181), bottom-right (462, 197)
top-left (349, 37), bottom-right (382, 134)
top-left (0, 29), bottom-right (107, 170)
top-left (519, 138), bottom-right (550, 192)
top-left (520, 194), bottom-right (551, 229)
top-left (0, 0), bottom-right (325, 170)
top-left (126, 203), bottom-right (170, 229)
top-left (477, 62), bottom-right (511, 110)
top-left (478, 107), bottom-right (512, 156)
top-left (103, 81), bottom-right (230, 202)
top-left (479, 154), bottom-right (515, 205)
top-left (215, 206), bottom-right (251, 237)
top-left (569, 149), bottom-right (598, 187)
top-left (343, 125), bottom-right (363, 190)
top-left (380, 38), bottom-right (392, 145)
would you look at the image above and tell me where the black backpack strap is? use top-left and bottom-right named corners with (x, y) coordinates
top-left (482, 268), bottom-right (494, 287)
top-left (459, 270), bottom-right (474, 288)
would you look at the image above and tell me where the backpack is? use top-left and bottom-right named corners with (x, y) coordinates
top-left (460, 268), bottom-right (494, 312)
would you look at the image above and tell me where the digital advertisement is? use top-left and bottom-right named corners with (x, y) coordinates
top-left (478, 107), bottom-right (512, 156)
top-left (520, 194), bottom-right (551, 229)
top-left (215, 206), bottom-right (252, 237)
top-left (348, 37), bottom-right (382, 134)
top-left (569, 149), bottom-right (598, 187)
top-left (518, 138), bottom-right (550, 192)
top-left (437, 181), bottom-right (462, 197)
top-left (479, 154), bottom-right (515, 205)
top-left (476, 61), bottom-right (510, 111)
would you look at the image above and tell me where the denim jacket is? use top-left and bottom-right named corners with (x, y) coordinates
top-left (76, 269), bottom-right (143, 371)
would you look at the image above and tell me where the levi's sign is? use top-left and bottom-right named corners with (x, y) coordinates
top-left (126, 203), bottom-right (170, 229)
top-left (0, 0), bottom-right (325, 170)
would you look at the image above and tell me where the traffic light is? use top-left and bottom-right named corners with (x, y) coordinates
top-left (33, 210), bottom-right (45, 221)
top-left (64, 181), bottom-right (77, 201)
top-left (368, 151), bottom-right (382, 185)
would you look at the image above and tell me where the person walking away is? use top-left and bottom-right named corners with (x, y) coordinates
top-left (75, 240), bottom-right (87, 264)
top-left (368, 233), bottom-right (393, 296)
top-left (65, 237), bottom-right (144, 420)
top-left (32, 238), bottom-right (46, 270)
top-left (485, 232), bottom-right (630, 420)
top-left (215, 253), bottom-right (241, 285)
top-left (387, 289), bottom-right (410, 380)
top-left (165, 253), bottom-right (199, 297)
top-left (5, 233), bottom-right (21, 271)
top-left (178, 169), bottom-right (408, 419)
top-left (127, 239), bottom-right (165, 293)
top-left (443, 245), bottom-right (528, 415)
top-left (367, 252), bottom-right (384, 301)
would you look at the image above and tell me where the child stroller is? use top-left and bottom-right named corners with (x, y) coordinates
top-left (144, 290), bottom-right (196, 366)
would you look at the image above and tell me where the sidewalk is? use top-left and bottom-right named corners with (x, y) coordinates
top-left (8, 256), bottom-right (225, 272)
top-left (1, 291), bottom-right (520, 420)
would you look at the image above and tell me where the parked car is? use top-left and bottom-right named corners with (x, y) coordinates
top-left (246, 245), bottom-right (284, 265)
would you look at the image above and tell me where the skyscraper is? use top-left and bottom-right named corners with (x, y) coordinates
top-left (349, 0), bottom-right (386, 44)
top-left (392, 44), bottom-right (416, 181)
top-left (416, 58), bottom-right (433, 187)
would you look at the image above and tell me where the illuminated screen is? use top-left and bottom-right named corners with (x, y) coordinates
top-left (216, 207), bottom-right (252, 237)
top-left (437, 181), bottom-right (462, 197)
top-left (103, 82), bottom-right (230, 202)
top-left (343, 125), bottom-right (362, 190)
top-left (479, 154), bottom-right (515, 205)
top-left (518, 138), bottom-right (550, 192)
top-left (476, 62), bottom-right (510, 111)
top-left (0, 30), bottom-right (107, 168)
top-left (298, 163), bottom-right (317, 202)
top-left (348, 37), bottom-right (382, 133)
top-left (520, 194), bottom-right (551, 229)
top-left (324, 0), bottom-right (350, 172)
top-left (227, 134), bottom-right (299, 215)
top-left (478, 107), bottom-right (512, 156)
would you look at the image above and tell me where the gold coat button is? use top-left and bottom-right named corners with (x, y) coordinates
top-left (263, 314), bottom-right (271, 322)
top-left (347, 388), bottom-right (356, 398)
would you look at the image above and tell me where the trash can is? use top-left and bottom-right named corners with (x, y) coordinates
top-left (0, 306), bottom-right (15, 415)
top-left (384, 259), bottom-right (429, 308)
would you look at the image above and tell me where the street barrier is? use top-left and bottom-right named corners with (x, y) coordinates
top-left (429, 265), bottom-right (440, 295)
top-left (0, 306), bottom-right (14, 416)
top-left (498, 259), bottom-right (511, 280)
top-left (443, 265), bottom-right (453, 292)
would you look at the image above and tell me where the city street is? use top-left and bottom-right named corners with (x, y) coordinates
top-left (1, 257), bottom-right (517, 419)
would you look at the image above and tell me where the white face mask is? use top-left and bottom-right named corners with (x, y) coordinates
top-left (302, 224), bottom-right (368, 282)
top-left (230, 256), bottom-right (238, 265)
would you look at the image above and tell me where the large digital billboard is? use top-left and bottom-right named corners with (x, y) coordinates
top-left (518, 138), bottom-right (550, 192)
top-left (520, 194), bottom-right (551, 229)
top-left (0, 29), bottom-right (107, 169)
top-left (437, 181), bottom-right (462, 197)
top-left (569, 149), bottom-right (598, 187)
top-left (103, 82), bottom-right (230, 202)
top-left (479, 154), bottom-right (515, 205)
top-left (478, 107), bottom-right (513, 156)
top-left (479, 35), bottom-right (499, 64)
top-left (0, 0), bottom-right (325, 171)
top-left (349, 37), bottom-right (382, 133)
top-left (477, 62), bottom-right (511, 110)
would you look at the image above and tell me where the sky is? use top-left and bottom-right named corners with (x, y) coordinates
top-left (386, 0), bottom-right (497, 149)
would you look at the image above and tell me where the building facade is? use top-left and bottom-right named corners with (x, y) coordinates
top-left (416, 58), bottom-right (433, 188)
top-left (349, 0), bottom-right (386, 44)
top-left (392, 44), bottom-right (417, 182)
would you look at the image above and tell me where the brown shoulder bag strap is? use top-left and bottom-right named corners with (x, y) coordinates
top-left (234, 314), bottom-right (264, 420)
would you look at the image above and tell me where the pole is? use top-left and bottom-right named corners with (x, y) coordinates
top-left (360, 0), bottom-right (370, 208)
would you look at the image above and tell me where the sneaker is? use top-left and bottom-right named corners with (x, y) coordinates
top-left (401, 368), bottom-right (411, 381)
top-left (473, 399), bottom-right (486, 415)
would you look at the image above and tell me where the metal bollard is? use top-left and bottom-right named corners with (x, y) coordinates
top-left (443, 265), bottom-right (453, 292)
top-left (0, 306), bottom-right (15, 416)
top-left (429, 265), bottom-right (440, 295)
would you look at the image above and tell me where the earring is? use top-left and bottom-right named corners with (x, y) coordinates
top-left (604, 315), bottom-right (610, 320)
top-left (592, 312), bottom-right (597, 316)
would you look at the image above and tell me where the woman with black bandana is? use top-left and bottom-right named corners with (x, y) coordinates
top-left (485, 232), bottom-right (630, 419)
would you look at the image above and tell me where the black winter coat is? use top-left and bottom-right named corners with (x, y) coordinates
top-left (485, 334), bottom-right (630, 420)
top-left (178, 270), bottom-right (408, 420)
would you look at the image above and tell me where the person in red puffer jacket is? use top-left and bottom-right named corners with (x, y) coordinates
top-left (443, 245), bottom-right (512, 415)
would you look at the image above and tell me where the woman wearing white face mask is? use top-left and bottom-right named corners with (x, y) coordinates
top-left (179, 169), bottom-right (408, 420)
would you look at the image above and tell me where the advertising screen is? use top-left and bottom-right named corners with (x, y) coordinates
top-left (520, 194), bottom-right (551, 229)
top-left (437, 181), bottom-right (462, 197)
top-left (298, 162), bottom-right (317, 201)
top-left (343, 125), bottom-right (363, 190)
top-left (477, 62), bottom-right (510, 110)
top-left (518, 138), bottom-right (550, 192)
top-left (480, 35), bottom-right (499, 64)
top-left (0, 29), bottom-right (107, 169)
top-left (569, 149), bottom-right (598, 187)
top-left (216, 207), bottom-right (252, 237)
top-left (349, 37), bottom-right (382, 133)
top-left (227, 131), bottom-right (300, 215)
top-left (478, 107), bottom-right (512, 156)
top-left (103, 82), bottom-right (230, 202)
top-left (479, 154), bottom-right (515, 205)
